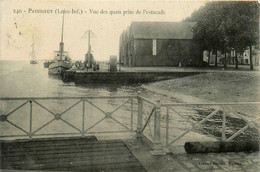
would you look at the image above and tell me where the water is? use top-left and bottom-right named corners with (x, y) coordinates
top-left (0, 61), bottom-right (140, 98)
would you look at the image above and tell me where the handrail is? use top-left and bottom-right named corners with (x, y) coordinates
top-left (162, 102), bottom-right (260, 106)
top-left (138, 96), bottom-right (156, 105)
top-left (163, 103), bottom-right (260, 149)
top-left (1, 95), bottom-right (259, 156)
top-left (0, 96), bottom-right (137, 139)
top-left (0, 95), bottom-right (137, 100)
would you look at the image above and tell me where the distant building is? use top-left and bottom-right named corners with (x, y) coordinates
top-left (228, 47), bottom-right (259, 65)
top-left (243, 50), bottom-right (250, 64)
top-left (203, 48), bottom-right (259, 66)
top-left (243, 47), bottom-right (259, 66)
top-left (119, 22), bottom-right (202, 67)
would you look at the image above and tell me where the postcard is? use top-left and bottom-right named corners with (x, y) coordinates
top-left (0, 0), bottom-right (259, 171)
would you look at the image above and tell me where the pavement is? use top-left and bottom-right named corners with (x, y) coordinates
top-left (172, 151), bottom-right (260, 172)
top-left (125, 137), bottom-right (260, 172)
top-left (120, 65), bottom-right (260, 73)
top-left (70, 63), bottom-right (260, 74)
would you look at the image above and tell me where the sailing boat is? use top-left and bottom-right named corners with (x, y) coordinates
top-left (48, 13), bottom-right (72, 75)
top-left (30, 35), bottom-right (37, 64)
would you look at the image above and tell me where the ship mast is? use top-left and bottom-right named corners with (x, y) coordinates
top-left (82, 28), bottom-right (96, 67)
top-left (59, 13), bottom-right (65, 60)
top-left (82, 29), bottom-right (96, 54)
top-left (88, 30), bottom-right (91, 58)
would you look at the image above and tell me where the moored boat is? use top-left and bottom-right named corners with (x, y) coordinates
top-left (30, 60), bottom-right (37, 64)
top-left (48, 53), bottom-right (72, 74)
top-left (48, 14), bottom-right (72, 75)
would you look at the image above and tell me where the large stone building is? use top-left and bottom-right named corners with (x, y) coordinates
top-left (119, 22), bottom-right (202, 67)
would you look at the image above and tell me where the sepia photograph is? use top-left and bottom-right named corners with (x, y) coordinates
top-left (0, 0), bottom-right (259, 171)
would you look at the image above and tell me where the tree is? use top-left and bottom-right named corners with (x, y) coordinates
top-left (189, 2), bottom-right (227, 67)
top-left (221, 2), bottom-right (259, 70)
top-left (187, 1), bottom-right (259, 69)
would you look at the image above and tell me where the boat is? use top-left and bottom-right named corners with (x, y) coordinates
top-left (30, 35), bottom-right (37, 64)
top-left (48, 51), bottom-right (72, 75)
top-left (48, 14), bottom-right (72, 75)
top-left (30, 60), bottom-right (37, 64)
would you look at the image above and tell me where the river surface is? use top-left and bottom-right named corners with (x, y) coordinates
top-left (0, 61), bottom-right (140, 98)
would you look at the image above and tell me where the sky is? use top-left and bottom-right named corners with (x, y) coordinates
top-left (0, 0), bottom-right (205, 61)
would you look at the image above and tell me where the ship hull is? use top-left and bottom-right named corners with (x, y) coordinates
top-left (48, 61), bottom-right (72, 75)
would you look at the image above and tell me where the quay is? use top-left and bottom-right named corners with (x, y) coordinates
top-left (62, 70), bottom-right (202, 84)
top-left (0, 95), bottom-right (259, 171)
top-left (62, 66), bottom-right (260, 83)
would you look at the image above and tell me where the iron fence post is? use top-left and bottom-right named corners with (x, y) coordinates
top-left (136, 92), bottom-right (143, 137)
top-left (222, 107), bottom-right (226, 141)
top-left (82, 100), bottom-right (85, 136)
top-left (29, 100), bottom-right (32, 139)
top-left (150, 100), bottom-right (166, 155)
top-left (166, 106), bottom-right (169, 147)
top-left (131, 98), bottom-right (133, 131)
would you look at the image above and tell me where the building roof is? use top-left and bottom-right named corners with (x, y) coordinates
top-left (131, 22), bottom-right (196, 39)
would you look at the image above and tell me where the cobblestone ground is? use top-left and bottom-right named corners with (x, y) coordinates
top-left (171, 152), bottom-right (260, 172)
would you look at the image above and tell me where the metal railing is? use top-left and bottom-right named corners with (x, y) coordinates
top-left (0, 96), bottom-right (137, 139)
top-left (162, 102), bottom-right (260, 148)
top-left (1, 95), bottom-right (259, 155)
top-left (134, 96), bottom-right (260, 154)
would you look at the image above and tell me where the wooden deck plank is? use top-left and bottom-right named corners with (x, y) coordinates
top-left (50, 161), bottom-right (146, 172)
top-left (1, 141), bottom-right (126, 153)
top-left (2, 154), bottom-right (143, 171)
top-left (1, 145), bottom-right (128, 158)
top-left (2, 153), bottom-right (136, 167)
top-left (1, 147), bottom-right (129, 158)
top-left (3, 153), bottom-right (137, 166)
top-left (0, 137), bottom-right (146, 171)
top-left (2, 149), bottom-right (132, 163)
top-left (0, 136), bottom-right (97, 144)
top-left (0, 137), bottom-right (122, 148)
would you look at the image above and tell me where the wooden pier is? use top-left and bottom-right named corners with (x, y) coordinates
top-left (0, 136), bottom-right (146, 171)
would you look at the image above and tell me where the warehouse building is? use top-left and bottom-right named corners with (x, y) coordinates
top-left (119, 22), bottom-right (202, 67)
